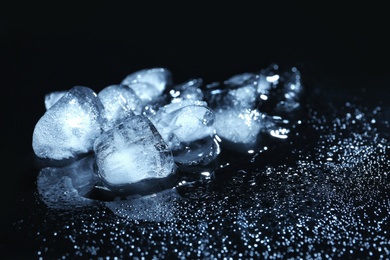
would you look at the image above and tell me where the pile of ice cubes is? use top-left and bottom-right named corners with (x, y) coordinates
top-left (32, 64), bottom-right (303, 192)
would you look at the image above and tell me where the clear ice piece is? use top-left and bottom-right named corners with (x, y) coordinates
top-left (150, 100), bottom-right (220, 165)
top-left (121, 67), bottom-right (172, 104)
top-left (93, 114), bottom-right (175, 190)
top-left (32, 86), bottom-right (104, 160)
top-left (203, 64), bottom-right (303, 152)
top-left (213, 107), bottom-right (262, 147)
top-left (152, 100), bottom-right (215, 144)
top-left (98, 84), bottom-right (143, 131)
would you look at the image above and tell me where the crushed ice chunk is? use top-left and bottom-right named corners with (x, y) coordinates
top-left (33, 86), bottom-right (104, 160)
top-left (150, 99), bottom-right (220, 165)
top-left (121, 67), bottom-right (172, 104)
top-left (98, 84), bottom-right (143, 131)
top-left (93, 114), bottom-right (175, 190)
top-left (205, 76), bottom-right (262, 149)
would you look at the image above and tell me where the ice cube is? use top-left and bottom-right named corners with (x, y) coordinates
top-left (151, 100), bottom-right (214, 143)
top-left (150, 100), bottom-right (220, 165)
top-left (93, 114), bottom-right (175, 190)
top-left (32, 86), bottom-right (104, 160)
top-left (98, 84), bottom-right (143, 131)
top-left (121, 67), bottom-right (172, 104)
top-left (213, 107), bottom-right (262, 147)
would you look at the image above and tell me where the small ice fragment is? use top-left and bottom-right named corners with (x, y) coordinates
top-left (152, 100), bottom-right (215, 144)
top-left (36, 155), bottom-right (98, 209)
top-left (98, 84), bottom-right (143, 131)
top-left (44, 90), bottom-right (67, 110)
top-left (93, 114), bottom-right (175, 190)
top-left (213, 108), bottom-right (262, 147)
top-left (121, 68), bottom-right (172, 104)
top-left (32, 86), bottom-right (104, 160)
top-left (204, 76), bottom-right (263, 150)
top-left (150, 100), bottom-right (220, 165)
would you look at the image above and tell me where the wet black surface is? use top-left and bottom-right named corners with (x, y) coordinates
top-left (1, 3), bottom-right (390, 259)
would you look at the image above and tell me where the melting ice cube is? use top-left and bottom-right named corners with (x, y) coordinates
top-left (98, 84), bottom-right (143, 131)
top-left (213, 108), bottom-right (263, 147)
top-left (150, 99), bottom-right (220, 165)
top-left (121, 67), bottom-right (172, 104)
top-left (93, 114), bottom-right (175, 190)
top-left (32, 86), bottom-right (104, 160)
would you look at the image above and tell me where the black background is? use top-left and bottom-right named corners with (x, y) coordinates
top-left (1, 2), bottom-right (390, 258)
